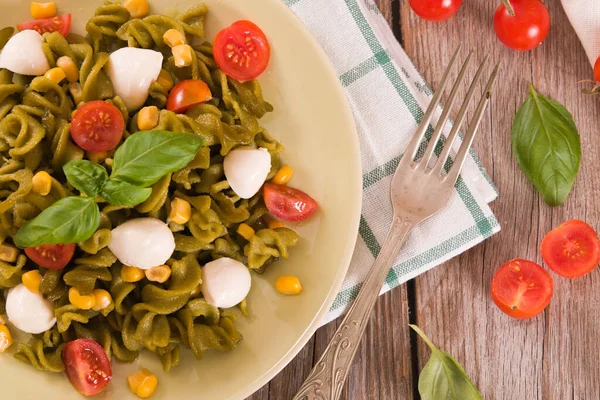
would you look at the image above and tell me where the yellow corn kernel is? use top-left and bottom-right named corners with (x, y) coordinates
top-left (69, 82), bottom-right (83, 104)
top-left (137, 106), bottom-right (159, 131)
top-left (145, 265), bottom-right (171, 283)
top-left (121, 265), bottom-right (144, 283)
top-left (168, 198), bottom-right (191, 225)
top-left (157, 69), bottom-right (173, 91)
top-left (31, 2), bottom-right (56, 19)
top-left (124, 0), bottom-right (150, 18)
top-left (87, 151), bottom-right (108, 164)
top-left (56, 56), bottom-right (79, 83)
top-left (32, 171), bottom-right (52, 196)
top-left (237, 223), bottom-right (255, 240)
top-left (128, 369), bottom-right (158, 399)
top-left (163, 29), bottom-right (186, 48)
top-left (69, 287), bottom-right (96, 310)
top-left (0, 243), bottom-right (18, 263)
top-left (22, 270), bottom-right (42, 294)
top-left (268, 219), bottom-right (284, 230)
top-left (44, 67), bottom-right (66, 84)
top-left (0, 324), bottom-right (13, 352)
top-left (104, 158), bottom-right (114, 167)
top-left (92, 289), bottom-right (113, 311)
top-left (272, 165), bottom-right (294, 185)
top-left (275, 276), bottom-right (303, 295)
top-left (172, 44), bottom-right (193, 68)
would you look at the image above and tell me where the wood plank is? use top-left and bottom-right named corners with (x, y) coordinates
top-left (401, 0), bottom-right (600, 399)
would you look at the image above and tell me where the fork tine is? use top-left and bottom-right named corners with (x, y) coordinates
top-left (430, 54), bottom-right (490, 176)
top-left (399, 44), bottom-right (462, 167)
top-left (418, 51), bottom-right (473, 170)
top-left (443, 62), bottom-right (500, 185)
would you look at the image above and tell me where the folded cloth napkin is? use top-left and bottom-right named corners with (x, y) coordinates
top-left (561, 0), bottom-right (600, 67)
top-left (283, 0), bottom-right (500, 325)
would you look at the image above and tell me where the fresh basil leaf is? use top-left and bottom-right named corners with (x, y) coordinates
top-left (63, 160), bottom-right (108, 197)
top-left (13, 197), bottom-right (100, 248)
top-left (100, 180), bottom-right (152, 206)
top-left (111, 130), bottom-right (204, 187)
top-left (410, 324), bottom-right (482, 400)
top-left (512, 84), bottom-right (581, 206)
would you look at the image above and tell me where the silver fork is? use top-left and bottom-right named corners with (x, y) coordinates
top-left (293, 48), bottom-right (499, 400)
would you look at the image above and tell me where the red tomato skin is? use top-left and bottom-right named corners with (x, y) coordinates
top-left (70, 101), bottom-right (124, 152)
top-left (491, 259), bottom-right (553, 319)
top-left (494, 0), bottom-right (550, 51)
top-left (166, 80), bottom-right (212, 114)
top-left (263, 183), bottom-right (318, 222)
top-left (63, 339), bottom-right (112, 396)
top-left (24, 244), bottom-right (75, 270)
top-left (17, 14), bottom-right (72, 36)
top-left (594, 56), bottom-right (600, 82)
top-left (408, 0), bottom-right (462, 21)
top-left (213, 20), bottom-right (270, 81)
top-left (541, 219), bottom-right (600, 278)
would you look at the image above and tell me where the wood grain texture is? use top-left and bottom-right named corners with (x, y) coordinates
top-left (251, 0), bottom-right (600, 399)
top-left (401, 0), bottom-right (600, 399)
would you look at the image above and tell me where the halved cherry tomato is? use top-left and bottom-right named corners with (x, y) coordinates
top-left (263, 183), bottom-right (317, 222)
top-left (63, 338), bottom-right (112, 396)
top-left (594, 56), bottom-right (600, 82)
top-left (166, 79), bottom-right (212, 114)
top-left (494, 0), bottom-right (550, 51)
top-left (491, 259), bottom-right (553, 319)
top-left (25, 243), bottom-right (75, 270)
top-left (408, 0), bottom-right (462, 22)
top-left (213, 20), bottom-right (270, 81)
top-left (541, 219), bottom-right (600, 278)
top-left (17, 14), bottom-right (71, 37)
top-left (70, 100), bottom-right (124, 152)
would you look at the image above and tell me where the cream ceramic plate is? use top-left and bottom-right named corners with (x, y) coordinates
top-left (1, 0), bottom-right (361, 399)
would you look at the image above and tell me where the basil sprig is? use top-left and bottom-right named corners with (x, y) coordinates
top-left (512, 84), bottom-right (581, 206)
top-left (13, 197), bottom-right (100, 248)
top-left (13, 130), bottom-right (204, 248)
top-left (410, 325), bottom-right (482, 400)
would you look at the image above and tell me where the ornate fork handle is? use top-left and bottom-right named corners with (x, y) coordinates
top-left (293, 215), bottom-right (416, 400)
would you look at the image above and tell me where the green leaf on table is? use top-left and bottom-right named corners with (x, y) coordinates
top-left (63, 160), bottom-right (108, 197)
top-left (110, 130), bottom-right (204, 187)
top-left (13, 197), bottom-right (100, 248)
top-left (100, 180), bottom-right (152, 207)
top-left (410, 324), bottom-right (482, 400)
top-left (512, 84), bottom-right (581, 206)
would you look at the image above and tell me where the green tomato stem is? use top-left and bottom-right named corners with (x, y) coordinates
top-left (501, 0), bottom-right (515, 16)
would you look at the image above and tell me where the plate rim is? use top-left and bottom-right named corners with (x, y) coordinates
top-left (231, 1), bottom-right (362, 399)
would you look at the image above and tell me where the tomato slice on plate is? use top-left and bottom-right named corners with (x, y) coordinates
top-left (491, 259), bottom-right (553, 319)
top-left (63, 338), bottom-right (112, 396)
top-left (263, 183), bottom-right (317, 222)
top-left (25, 243), bottom-right (75, 270)
top-left (213, 20), bottom-right (270, 81)
top-left (17, 14), bottom-right (72, 37)
top-left (166, 79), bottom-right (212, 114)
top-left (541, 219), bottom-right (600, 278)
top-left (70, 100), bottom-right (125, 152)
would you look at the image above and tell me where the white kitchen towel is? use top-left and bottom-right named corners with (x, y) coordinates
top-left (282, 0), bottom-right (501, 324)
top-left (561, 0), bottom-right (600, 67)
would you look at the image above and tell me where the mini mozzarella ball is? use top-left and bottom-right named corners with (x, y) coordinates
top-left (6, 284), bottom-right (56, 334)
top-left (0, 30), bottom-right (50, 76)
top-left (224, 147), bottom-right (271, 199)
top-left (108, 218), bottom-right (175, 270)
top-left (106, 47), bottom-right (163, 111)
top-left (201, 257), bottom-right (251, 309)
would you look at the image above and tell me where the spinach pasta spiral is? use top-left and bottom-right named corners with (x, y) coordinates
top-left (0, 1), bottom-right (300, 376)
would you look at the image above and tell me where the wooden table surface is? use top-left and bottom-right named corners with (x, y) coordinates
top-left (248, 0), bottom-right (600, 399)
